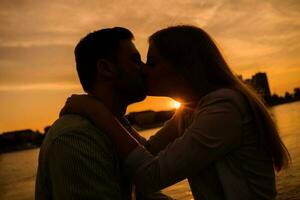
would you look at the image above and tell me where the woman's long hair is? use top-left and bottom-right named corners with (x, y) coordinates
top-left (149, 25), bottom-right (290, 172)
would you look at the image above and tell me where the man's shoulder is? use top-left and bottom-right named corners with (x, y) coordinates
top-left (42, 114), bottom-right (112, 149)
top-left (36, 116), bottom-right (124, 200)
top-left (50, 114), bottom-right (96, 133)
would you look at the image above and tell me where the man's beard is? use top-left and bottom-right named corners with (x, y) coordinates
top-left (116, 83), bottom-right (147, 105)
top-left (113, 75), bottom-right (147, 106)
top-left (114, 67), bottom-right (147, 105)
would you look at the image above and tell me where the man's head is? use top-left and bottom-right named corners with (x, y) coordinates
top-left (74, 27), bottom-right (146, 105)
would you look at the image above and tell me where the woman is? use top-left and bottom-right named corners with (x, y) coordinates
top-left (61, 25), bottom-right (290, 199)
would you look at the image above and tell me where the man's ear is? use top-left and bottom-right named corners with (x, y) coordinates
top-left (96, 59), bottom-right (117, 80)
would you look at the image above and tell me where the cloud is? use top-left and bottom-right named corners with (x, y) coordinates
top-left (0, 0), bottom-right (299, 131)
top-left (0, 44), bottom-right (77, 85)
top-left (0, 82), bottom-right (81, 91)
top-left (0, 0), bottom-right (223, 46)
top-left (0, 0), bottom-right (299, 93)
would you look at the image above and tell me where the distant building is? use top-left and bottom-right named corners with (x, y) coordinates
top-left (244, 78), bottom-right (252, 87)
top-left (238, 72), bottom-right (271, 102)
top-left (251, 72), bottom-right (271, 101)
top-left (294, 88), bottom-right (300, 99)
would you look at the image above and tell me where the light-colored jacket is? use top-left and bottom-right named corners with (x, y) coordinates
top-left (125, 88), bottom-right (276, 200)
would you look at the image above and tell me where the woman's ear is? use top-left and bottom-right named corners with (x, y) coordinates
top-left (96, 59), bottom-right (117, 80)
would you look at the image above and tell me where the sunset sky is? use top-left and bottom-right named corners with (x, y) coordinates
top-left (0, 0), bottom-right (300, 132)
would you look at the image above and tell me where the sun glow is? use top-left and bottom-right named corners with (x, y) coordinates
top-left (173, 101), bottom-right (181, 109)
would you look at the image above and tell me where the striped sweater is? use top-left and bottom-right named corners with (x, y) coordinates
top-left (35, 114), bottom-right (131, 200)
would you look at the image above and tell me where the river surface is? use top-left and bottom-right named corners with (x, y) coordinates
top-left (1, 101), bottom-right (300, 199)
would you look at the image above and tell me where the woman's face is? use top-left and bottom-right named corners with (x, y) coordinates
top-left (143, 43), bottom-right (182, 97)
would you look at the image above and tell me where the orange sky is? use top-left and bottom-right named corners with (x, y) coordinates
top-left (0, 0), bottom-right (300, 132)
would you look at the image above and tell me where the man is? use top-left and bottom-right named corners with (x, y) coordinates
top-left (35, 27), bottom-right (169, 199)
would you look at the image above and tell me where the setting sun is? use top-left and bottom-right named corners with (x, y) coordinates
top-left (173, 101), bottom-right (181, 109)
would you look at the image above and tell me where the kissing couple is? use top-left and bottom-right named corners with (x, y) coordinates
top-left (36, 25), bottom-right (290, 200)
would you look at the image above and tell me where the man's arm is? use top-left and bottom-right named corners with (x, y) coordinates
top-left (47, 131), bottom-right (122, 200)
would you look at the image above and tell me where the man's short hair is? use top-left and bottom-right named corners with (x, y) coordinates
top-left (74, 27), bottom-right (134, 92)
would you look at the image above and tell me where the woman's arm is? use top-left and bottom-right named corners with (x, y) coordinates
top-left (121, 118), bottom-right (179, 156)
top-left (144, 106), bottom-right (196, 155)
top-left (89, 108), bottom-right (140, 158)
top-left (144, 110), bottom-right (182, 155)
top-left (61, 95), bottom-right (185, 157)
top-left (61, 94), bottom-right (243, 194)
top-left (124, 96), bottom-right (243, 194)
top-left (117, 117), bottom-right (148, 146)
top-left (87, 107), bottom-right (182, 158)
top-left (113, 107), bottom-right (186, 156)
top-left (60, 95), bottom-right (139, 158)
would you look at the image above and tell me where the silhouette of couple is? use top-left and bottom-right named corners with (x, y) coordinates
top-left (35, 25), bottom-right (290, 200)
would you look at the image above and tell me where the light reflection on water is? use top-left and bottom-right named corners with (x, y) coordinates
top-left (269, 102), bottom-right (300, 199)
top-left (0, 101), bottom-right (299, 200)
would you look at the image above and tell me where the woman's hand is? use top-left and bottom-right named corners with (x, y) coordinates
top-left (59, 94), bottom-right (108, 119)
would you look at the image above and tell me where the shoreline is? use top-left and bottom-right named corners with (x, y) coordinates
top-left (1, 100), bottom-right (300, 154)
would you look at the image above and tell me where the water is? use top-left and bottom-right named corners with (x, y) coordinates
top-left (1, 101), bottom-right (300, 200)
top-left (270, 102), bottom-right (300, 199)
